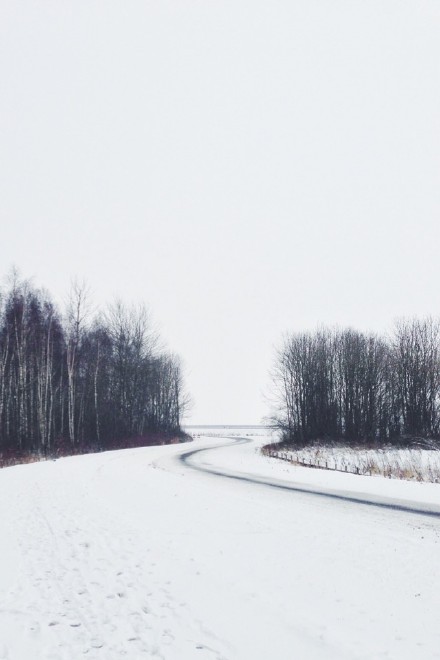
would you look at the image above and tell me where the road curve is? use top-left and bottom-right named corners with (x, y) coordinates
top-left (179, 436), bottom-right (440, 519)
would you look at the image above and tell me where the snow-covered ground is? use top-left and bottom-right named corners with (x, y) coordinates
top-left (266, 444), bottom-right (440, 483)
top-left (1, 428), bottom-right (440, 659)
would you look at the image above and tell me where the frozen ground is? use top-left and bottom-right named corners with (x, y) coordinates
top-left (0, 428), bottom-right (440, 659)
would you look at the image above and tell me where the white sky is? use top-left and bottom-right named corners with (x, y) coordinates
top-left (1, 1), bottom-right (439, 424)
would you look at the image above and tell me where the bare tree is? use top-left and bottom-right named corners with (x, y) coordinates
top-left (0, 272), bottom-right (188, 457)
top-left (65, 280), bottom-right (91, 445)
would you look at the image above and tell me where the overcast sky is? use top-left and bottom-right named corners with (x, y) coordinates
top-left (1, 1), bottom-right (439, 424)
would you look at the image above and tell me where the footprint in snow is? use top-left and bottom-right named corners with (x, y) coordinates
top-left (195, 643), bottom-right (226, 659)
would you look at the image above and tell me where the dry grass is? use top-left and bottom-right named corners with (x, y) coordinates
top-left (262, 444), bottom-right (440, 483)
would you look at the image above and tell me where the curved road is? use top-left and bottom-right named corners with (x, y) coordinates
top-left (178, 436), bottom-right (440, 518)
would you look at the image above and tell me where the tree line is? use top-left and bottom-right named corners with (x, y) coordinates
top-left (0, 273), bottom-right (188, 457)
top-left (271, 319), bottom-right (440, 446)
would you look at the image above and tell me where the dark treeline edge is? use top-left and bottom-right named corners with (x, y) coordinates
top-left (0, 274), bottom-right (190, 462)
top-left (271, 320), bottom-right (440, 447)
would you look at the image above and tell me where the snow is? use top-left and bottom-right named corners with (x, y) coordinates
top-left (267, 444), bottom-right (440, 483)
top-left (0, 429), bottom-right (440, 659)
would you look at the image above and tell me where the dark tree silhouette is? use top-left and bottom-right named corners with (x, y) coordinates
top-left (271, 322), bottom-right (440, 446)
top-left (0, 273), bottom-right (189, 459)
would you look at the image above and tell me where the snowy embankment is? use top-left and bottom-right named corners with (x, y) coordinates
top-left (1, 430), bottom-right (440, 659)
top-left (263, 443), bottom-right (440, 483)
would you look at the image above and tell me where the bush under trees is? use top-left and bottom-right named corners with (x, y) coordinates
top-left (271, 320), bottom-right (440, 446)
top-left (0, 273), bottom-right (188, 457)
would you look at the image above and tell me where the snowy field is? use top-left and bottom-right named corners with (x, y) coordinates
top-left (0, 427), bottom-right (440, 659)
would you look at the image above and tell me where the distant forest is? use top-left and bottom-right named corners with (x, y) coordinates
top-left (0, 272), bottom-right (188, 460)
top-left (272, 320), bottom-right (440, 446)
